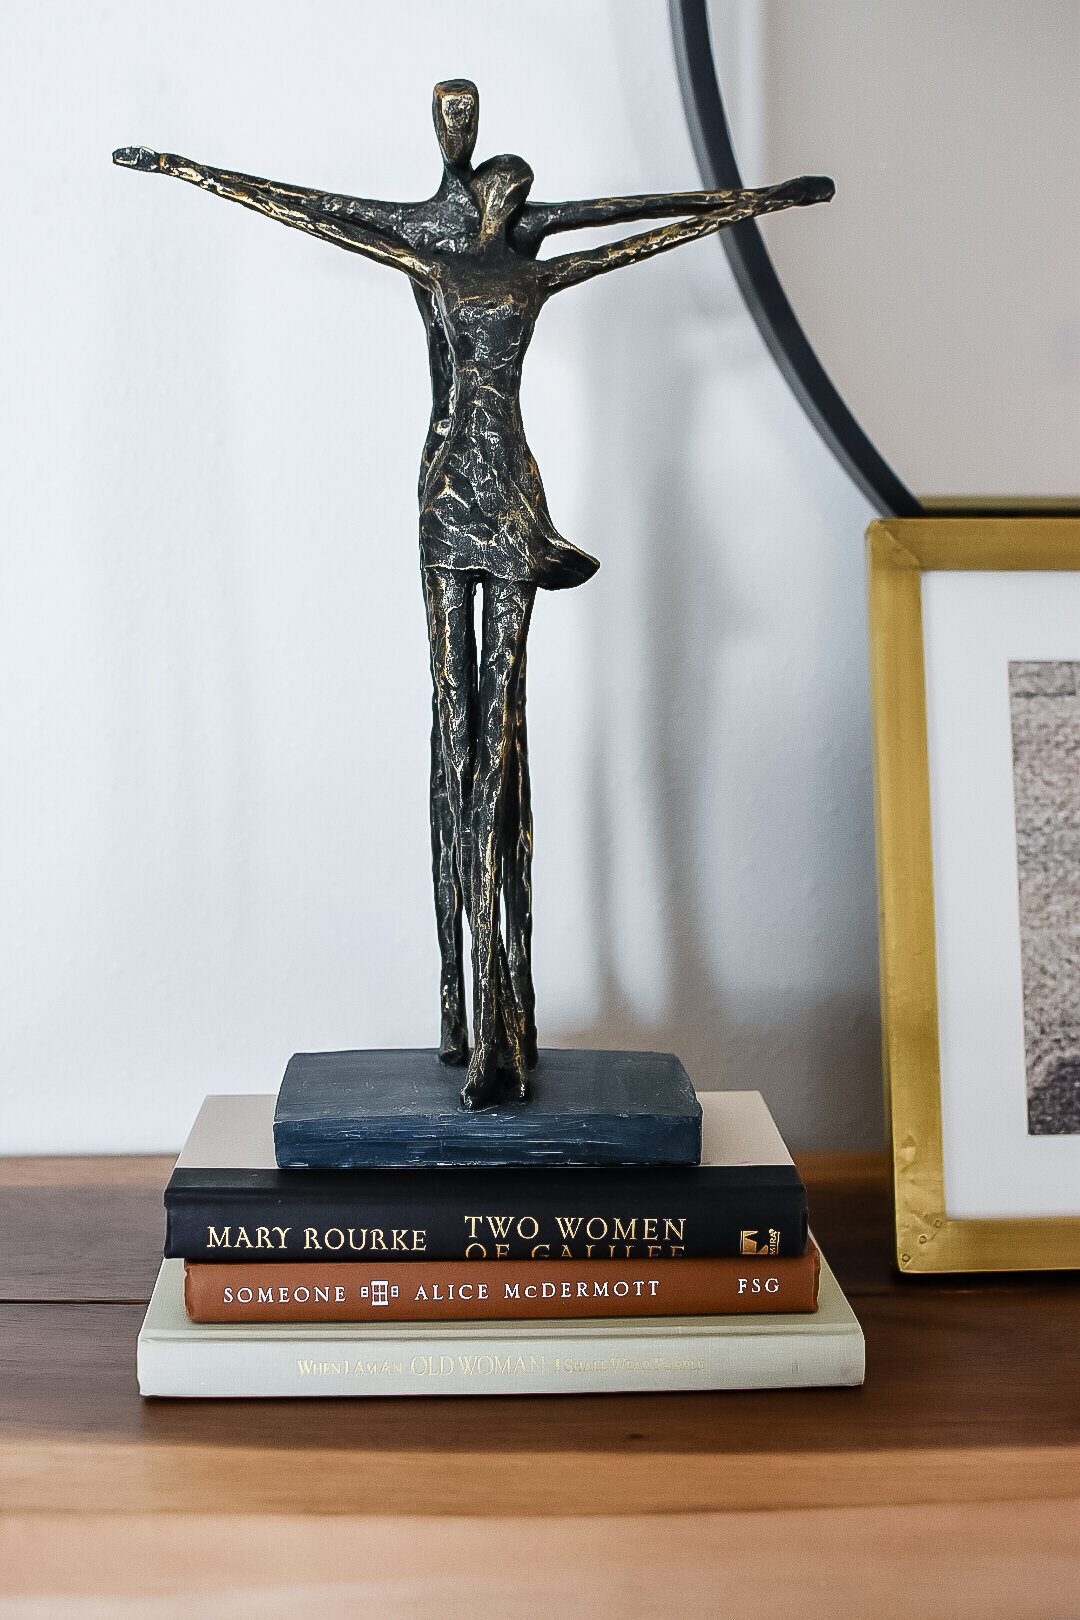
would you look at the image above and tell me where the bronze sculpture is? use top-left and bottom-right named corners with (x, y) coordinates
top-left (115, 81), bottom-right (832, 1109)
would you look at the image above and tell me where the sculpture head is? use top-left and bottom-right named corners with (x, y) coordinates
top-left (473, 154), bottom-right (534, 242)
top-left (432, 80), bottom-right (479, 168)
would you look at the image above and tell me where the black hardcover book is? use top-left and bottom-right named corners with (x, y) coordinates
top-left (164, 1093), bottom-right (808, 1262)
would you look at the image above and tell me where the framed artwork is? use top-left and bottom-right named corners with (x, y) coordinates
top-left (868, 515), bottom-right (1080, 1271)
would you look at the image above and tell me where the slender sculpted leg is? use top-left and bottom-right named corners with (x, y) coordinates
top-left (502, 654), bottom-right (538, 1069)
top-left (428, 683), bottom-right (469, 1065)
top-left (427, 568), bottom-right (525, 1087)
top-left (424, 569), bottom-right (474, 1063)
top-left (462, 577), bottom-right (535, 1107)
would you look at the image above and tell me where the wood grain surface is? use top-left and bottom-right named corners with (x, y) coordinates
top-left (1, 1152), bottom-right (1078, 1614)
top-left (2, 1502), bottom-right (1080, 1620)
top-left (0, 1154), bottom-right (169, 1300)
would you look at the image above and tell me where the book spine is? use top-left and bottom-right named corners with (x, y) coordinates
top-left (183, 1248), bottom-right (820, 1322)
top-left (164, 1185), bottom-right (808, 1262)
top-left (138, 1318), bottom-right (863, 1399)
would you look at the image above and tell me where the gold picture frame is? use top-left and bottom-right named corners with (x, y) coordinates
top-left (868, 514), bottom-right (1080, 1272)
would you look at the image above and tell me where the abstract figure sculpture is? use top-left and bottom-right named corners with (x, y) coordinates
top-left (115, 80), bottom-right (832, 1108)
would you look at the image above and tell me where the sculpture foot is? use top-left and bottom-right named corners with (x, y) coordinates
top-left (438, 1020), bottom-right (469, 1067)
top-left (460, 1077), bottom-right (497, 1110)
top-left (495, 1047), bottom-right (528, 1100)
top-left (460, 1072), bottom-right (528, 1108)
top-left (460, 1042), bottom-right (528, 1108)
top-left (500, 1069), bottom-right (528, 1102)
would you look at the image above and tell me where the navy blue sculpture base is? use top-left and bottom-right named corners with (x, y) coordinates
top-left (274, 1048), bottom-right (702, 1168)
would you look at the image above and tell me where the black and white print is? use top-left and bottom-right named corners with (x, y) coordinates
top-left (1009, 661), bottom-right (1080, 1134)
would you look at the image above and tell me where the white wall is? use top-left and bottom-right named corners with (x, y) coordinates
top-left (747, 0), bottom-right (1080, 497)
top-left (1, 0), bottom-right (880, 1154)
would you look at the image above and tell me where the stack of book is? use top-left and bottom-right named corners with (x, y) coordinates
top-left (138, 1089), bottom-right (864, 1397)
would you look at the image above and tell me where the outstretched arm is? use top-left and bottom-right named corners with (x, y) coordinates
top-left (112, 147), bottom-right (435, 284)
top-left (514, 186), bottom-right (771, 255)
top-left (539, 176), bottom-right (833, 294)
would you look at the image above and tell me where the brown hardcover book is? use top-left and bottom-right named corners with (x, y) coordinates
top-left (184, 1243), bottom-right (820, 1322)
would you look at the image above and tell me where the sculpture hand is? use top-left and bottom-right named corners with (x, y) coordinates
top-left (771, 175), bottom-right (835, 207)
top-left (113, 146), bottom-right (163, 172)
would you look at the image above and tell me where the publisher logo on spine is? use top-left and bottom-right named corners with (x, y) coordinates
top-left (359, 1281), bottom-right (400, 1305)
top-left (740, 1229), bottom-right (780, 1256)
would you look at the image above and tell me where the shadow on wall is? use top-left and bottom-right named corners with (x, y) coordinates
top-left (548, 261), bottom-right (882, 1153)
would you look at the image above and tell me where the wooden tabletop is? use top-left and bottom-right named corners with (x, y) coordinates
top-left (2, 1150), bottom-right (1078, 1618)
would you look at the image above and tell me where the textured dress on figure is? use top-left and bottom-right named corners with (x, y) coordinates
top-left (418, 285), bottom-right (600, 593)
